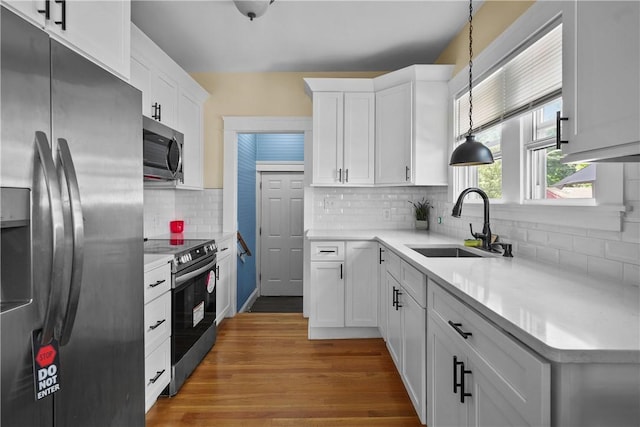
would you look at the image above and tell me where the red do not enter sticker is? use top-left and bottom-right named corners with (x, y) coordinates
top-left (36, 345), bottom-right (57, 368)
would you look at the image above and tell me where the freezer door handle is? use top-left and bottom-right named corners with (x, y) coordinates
top-left (34, 131), bottom-right (66, 345)
top-left (57, 138), bottom-right (85, 346)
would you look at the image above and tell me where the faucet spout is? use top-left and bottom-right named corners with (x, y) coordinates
top-left (451, 187), bottom-right (492, 251)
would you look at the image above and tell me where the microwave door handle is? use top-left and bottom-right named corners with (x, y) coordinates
top-left (56, 138), bottom-right (85, 346)
top-left (174, 137), bottom-right (183, 180)
top-left (34, 131), bottom-right (66, 345)
top-left (175, 258), bottom-right (216, 287)
top-left (166, 137), bottom-right (182, 179)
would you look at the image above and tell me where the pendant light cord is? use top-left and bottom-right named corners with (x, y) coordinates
top-left (467, 0), bottom-right (474, 138)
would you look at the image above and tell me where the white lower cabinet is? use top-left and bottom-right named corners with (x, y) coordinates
top-left (215, 237), bottom-right (233, 324)
top-left (143, 260), bottom-right (172, 413)
top-left (427, 280), bottom-right (550, 427)
top-left (384, 258), bottom-right (427, 423)
top-left (309, 240), bottom-right (378, 337)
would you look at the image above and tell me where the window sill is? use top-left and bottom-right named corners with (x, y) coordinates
top-left (457, 202), bottom-right (624, 232)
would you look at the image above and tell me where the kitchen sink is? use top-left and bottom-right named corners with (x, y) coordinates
top-left (410, 246), bottom-right (484, 258)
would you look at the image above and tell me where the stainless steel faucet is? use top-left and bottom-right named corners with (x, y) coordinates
top-left (451, 187), bottom-right (493, 251)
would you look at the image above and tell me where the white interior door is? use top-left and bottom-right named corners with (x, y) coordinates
top-left (260, 172), bottom-right (304, 296)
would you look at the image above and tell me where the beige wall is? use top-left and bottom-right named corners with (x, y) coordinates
top-left (191, 71), bottom-right (384, 188)
top-left (436, 0), bottom-right (535, 75)
top-left (192, 1), bottom-right (534, 189)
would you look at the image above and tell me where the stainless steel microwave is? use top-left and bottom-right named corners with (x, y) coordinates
top-left (143, 116), bottom-right (184, 182)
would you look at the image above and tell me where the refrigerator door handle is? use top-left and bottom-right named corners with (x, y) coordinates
top-left (56, 138), bottom-right (85, 346)
top-left (34, 131), bottom-right (66, 345)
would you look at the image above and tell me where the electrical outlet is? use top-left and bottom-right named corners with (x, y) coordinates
top-left (437, 216), bottom-right (442, 224)
top-left (324, 198), bottom-right (336, 209)
top-left (383, 209), bottom-right (391, 220)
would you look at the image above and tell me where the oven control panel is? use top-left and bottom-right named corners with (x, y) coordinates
top-left (175, 242), bottom-right (217, 268)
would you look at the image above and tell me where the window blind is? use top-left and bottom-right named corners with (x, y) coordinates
top-left (456, 23), bottom-right (562, 140)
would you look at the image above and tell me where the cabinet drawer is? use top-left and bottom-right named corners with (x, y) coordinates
top-left (429, 280), bottom-right (550, 423)
top-left (144, 262), bottom-right (171, 304)
top-left (310, 241), bottom-right (345, 261)
top-left (144, 338), bottom-right (170, 413)
top-left (217, 237), bottom-right (233, 259)
top-left (386, 248), bottom-right (401, 280)
top-left (401, 261), bottom-right (425, 308)
top-left (144, 292), bottom-right (171, 355)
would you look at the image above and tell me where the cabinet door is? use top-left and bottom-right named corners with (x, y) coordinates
top-left (343, 92), bottom-right (374, 185)
top-left (386, 272), bottom-right (402, 370)
top-left (562, 1), bottom-right (640, 161)
top-left (467, 355), bottom-right (535, 427)
top-left (345, 241), bottom-right (378, 327)
top-left (378, 245), bottom-right (388, 340)
top-left (310, 261), bottom-right (344, 327)
top-left (1, 0), bottom-right (46, 26)
top-left (47, 0), bottom-right (130, 78)
top-left (216, 252), bottom-right (232, 324)
top-left (130, 53), bottom-right (153, 118)
top-left (402, 291), bottom-right (426, 423)
top-left (152, 70), bottom-right (178, 129)
top-left (429, 316), bottom-right (469, 427)
top-left (375, 82), bottom-right (412, 185)
top-left (312, 92), bottom-right (344, 185)
top-left (177, 90), bottom-right (203, 189)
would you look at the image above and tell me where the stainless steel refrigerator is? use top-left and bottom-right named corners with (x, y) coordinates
top-left (1, 6), bottom-right (145, 426)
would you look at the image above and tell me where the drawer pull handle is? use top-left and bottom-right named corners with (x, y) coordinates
top-left (220, 247), bottom-right (228, 252)
top-left (319, 250), bottom-right (336, 253)
top-left (392, 287), bottom-right (402, 310)
top-left (379, 247), bottom-right (385, 264)
top-left (448, 321), bottom-right (472, 339)
top-left (149, 279), bottom-right (165, 288)
top-left (149, 319), bottom-right (166, 330)
top-left (149, 369), bottom-right (165, 384)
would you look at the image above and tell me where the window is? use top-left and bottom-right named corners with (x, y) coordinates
top-left (453, 22), bottom-right (566, 201)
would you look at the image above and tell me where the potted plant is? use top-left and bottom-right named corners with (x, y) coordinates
top-left (409, 198), bottom-right (431, 230)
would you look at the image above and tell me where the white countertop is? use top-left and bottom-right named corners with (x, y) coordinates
top-left (144, 253), bottom-right (173, 271)
top-left (307, 229), bottom-right (640, 363)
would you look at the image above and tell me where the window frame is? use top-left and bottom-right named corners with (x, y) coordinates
top-left (446, 1), bottom-right (624, 232)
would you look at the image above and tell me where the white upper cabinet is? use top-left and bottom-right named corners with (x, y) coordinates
top-left (305, 79), bottom-right (375, 186)
top-left (375, 82), bottom-right (413, 184)
top-left (561, 0), bottom-right (640, 162)
top-left (374, 65), bottom-right (453, 186)
top-left (131, 24), bottom-right (209, 190)
top-left (1, 0), bottom-right (130, 79)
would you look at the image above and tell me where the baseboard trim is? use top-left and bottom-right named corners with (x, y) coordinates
top-left (238, 289), bottom-right (259, 313)
top-left (308, 327), bottom-right (382, 340)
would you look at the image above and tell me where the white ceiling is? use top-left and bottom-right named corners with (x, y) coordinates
top-left (131, 0), bottom-right (481, 73)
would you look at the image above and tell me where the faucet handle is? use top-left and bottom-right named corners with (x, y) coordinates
top-left (469, 223), bottom-right (483, 239)
top-left (491, 242), bottom-right (513, 257)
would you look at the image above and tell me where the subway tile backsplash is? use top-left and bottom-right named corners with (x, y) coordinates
top-left (143, 189), bottom-right (223, 237)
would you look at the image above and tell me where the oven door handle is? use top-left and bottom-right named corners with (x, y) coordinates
top-left (175, 258), bottom-right (216, 287)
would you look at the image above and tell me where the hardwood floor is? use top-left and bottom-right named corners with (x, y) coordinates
top-left (146, 313), bottom-right (422, 426)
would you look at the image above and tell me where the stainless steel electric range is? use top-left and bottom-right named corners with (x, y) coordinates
top-left (144, 237), bottom-right (217, 395)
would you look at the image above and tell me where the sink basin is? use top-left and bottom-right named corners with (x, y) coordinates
top-left (411, 246), bottom-right (483, 258)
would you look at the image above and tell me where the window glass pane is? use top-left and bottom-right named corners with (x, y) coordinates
top-left (535, 98), bottom-right (562, 140)
top-left (529, 146), bottom-right (594, 199)
top-left (461, 124), bottom-right (502, 199)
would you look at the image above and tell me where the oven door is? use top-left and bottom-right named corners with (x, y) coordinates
top-left (172, 255), bottom-right (216, 364)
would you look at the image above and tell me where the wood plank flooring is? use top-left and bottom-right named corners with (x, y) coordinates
top-left (146, 313), bottom-right (422, 426)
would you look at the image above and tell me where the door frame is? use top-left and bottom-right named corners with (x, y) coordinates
top-left (256, 168), bottom-right (305, 297)
top-left (223, 117), bottom-right (312, 314)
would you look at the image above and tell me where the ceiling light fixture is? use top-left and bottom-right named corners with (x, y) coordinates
top-left (449, 0), bottom-right (494, 167)
top-left (233, 0), bottom-right (275, 21)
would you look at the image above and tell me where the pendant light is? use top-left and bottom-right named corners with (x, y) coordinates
top-left (233, 0), bottom-right (275, 21)
top-left (449, 0), bottom-right (494, 166)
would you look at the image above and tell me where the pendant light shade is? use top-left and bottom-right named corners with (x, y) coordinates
top-left (449, 135), bottom-right (494, 166)
top-left (449, 0), bottom-right (495, 167)
top-left (233, 0), bottom-right (274, 21)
